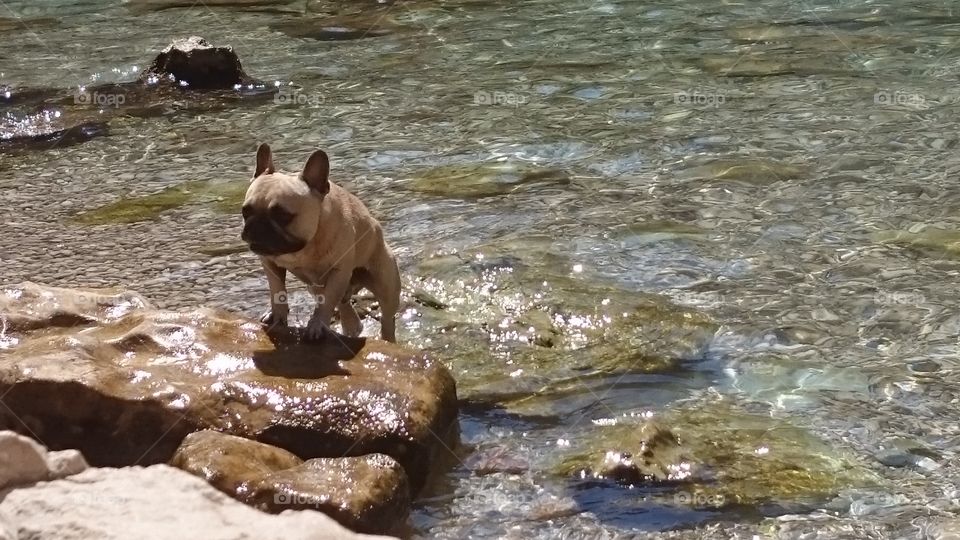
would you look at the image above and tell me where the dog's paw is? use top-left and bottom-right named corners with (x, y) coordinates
top-left (303, 317), bottom-right (329, 341)
top-left (260, 309), bottom-right (288, 328)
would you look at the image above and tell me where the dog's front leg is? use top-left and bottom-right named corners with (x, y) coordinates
top-left (260, 258), bottom-right (289, 328)
top-left (304, 267), bottom-right (351, 341)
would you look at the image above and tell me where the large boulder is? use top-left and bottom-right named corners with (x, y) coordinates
top-left (171, 430), bottom-right (410, 535)
top-left (0, 282), bottom-right (459, 496)
top-left (0, 461), bottom-right (391, 540)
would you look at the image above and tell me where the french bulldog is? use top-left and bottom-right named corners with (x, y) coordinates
top-left (240, 143), bottom-right (401, 342)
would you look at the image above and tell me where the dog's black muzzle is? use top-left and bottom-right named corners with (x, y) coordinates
top-left (241, 215), bottom-right (306, 256)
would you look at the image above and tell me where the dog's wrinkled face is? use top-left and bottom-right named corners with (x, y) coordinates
top-left (241, 144), bottom-right (330, 256)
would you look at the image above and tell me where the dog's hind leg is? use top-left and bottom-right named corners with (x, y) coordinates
top-left (338, 299), bottom-right (362, 337)
top-left (368, 256), bottom-right (401, 343)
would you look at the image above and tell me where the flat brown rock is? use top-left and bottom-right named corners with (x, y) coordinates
top-left (171, 430), bottom-right (409, 535)
top-left (0, 282), bottom-right (459, 496)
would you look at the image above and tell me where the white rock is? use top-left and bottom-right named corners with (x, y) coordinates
top-left (0, 431), bottom-right (50, 489)
top-left (47, 449), bottom-right (89, 479)
top-left (0, 464), bottom-right (390, 540)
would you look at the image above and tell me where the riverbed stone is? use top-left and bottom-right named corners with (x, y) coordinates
top-left (0, 282), bottom-right (459, 496)
top-left (170, 430), bottom-right (410, 535)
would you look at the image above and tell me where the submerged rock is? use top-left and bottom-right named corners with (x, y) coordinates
top-left (0, 460), bottom-right (389, 540)
top-left (675, 158), bottom-right (807, 185)
top-left (72, 180), bottom-right (249, 224)
top-left (0, 109), bottom-right (108, 153)
top-left (553, 405), bottom-right (881, 510)
top-left (409, 162), bottom-right (570, 198)
top-left (171, 430), bottom-right (410, 535)
top-left (873, 226), bottom-right (960, 257)
top-left (408, 237), bottom-right (717, 413)
top-left (0, 282), bottom-right (459, 496)
top-left (555, 422), bottom-right (692, 486)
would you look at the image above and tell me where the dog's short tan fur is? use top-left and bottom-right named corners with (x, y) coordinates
top-left (241, 144), bottom-right (401, 342)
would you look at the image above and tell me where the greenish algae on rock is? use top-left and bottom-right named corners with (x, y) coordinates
top-left (73, 180), bottom-right (250, 224)
top-left (676, 159), bottom-right (808, 185)
top-left (553, 404), bottom-right (881, 509)
top-left (873, 226), bottom-right (960, 257)
top-left (408, 162), bottom-right (570, 198)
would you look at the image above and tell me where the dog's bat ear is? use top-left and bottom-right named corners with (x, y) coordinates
top-left (300, 149), bottom-right (330, 195)
top-left (255, 143), bottom-right (275, 177)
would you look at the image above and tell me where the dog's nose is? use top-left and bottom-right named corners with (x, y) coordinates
top-left (240, 226), bottom-right (249, 242)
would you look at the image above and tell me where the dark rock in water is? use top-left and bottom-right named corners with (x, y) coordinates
top-left (171, 430), bottom-right (410, 535)
top-left (140, 36), bottom-right (263, 89)
top-left (0, 282), bottom-right (459, 496)
top-left (0, 109), bottom-right (109, 153)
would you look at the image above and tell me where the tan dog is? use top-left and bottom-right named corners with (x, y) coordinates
top-left (240, 144), bottom-right (401, 342)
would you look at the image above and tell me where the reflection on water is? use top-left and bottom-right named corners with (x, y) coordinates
top-left (4, 0), bottom-right (960, 537)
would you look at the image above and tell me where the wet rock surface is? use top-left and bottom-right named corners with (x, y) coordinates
top-left (0, 282), bottom-right (459, 498)
top-left (171, 430), bottom-right (410, 535)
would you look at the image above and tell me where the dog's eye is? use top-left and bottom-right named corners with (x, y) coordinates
top-left (270, 205), bottom-right (294, 225)
top-left (241, 204), bottom-right (254, 218)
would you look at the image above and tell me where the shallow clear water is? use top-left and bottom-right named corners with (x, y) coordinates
top-left (5, 0), bottom-right (960, 538)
